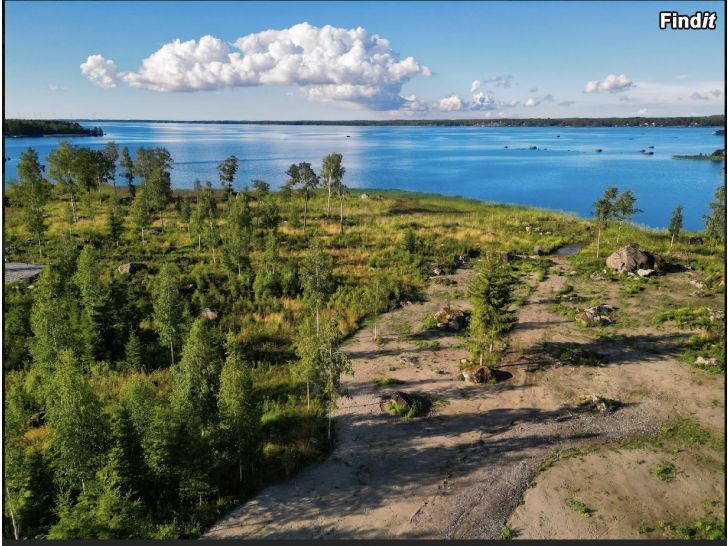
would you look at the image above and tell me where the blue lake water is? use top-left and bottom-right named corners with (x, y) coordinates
top-left (3, 122), bottom-right (724, 230)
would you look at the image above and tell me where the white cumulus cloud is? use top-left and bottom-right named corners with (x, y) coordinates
top-left (524, 97), bottom-right (540, 107)
top-left (435, 94), bottom-right (464, 111)
top-left (470, 79), bottom-right (481, 93)
top-left (80, 54), bottom-right (119, 88)
top-left (80, 23), bottom-right (430, 110)
top-left (584, 74), bottom-right (634, 94)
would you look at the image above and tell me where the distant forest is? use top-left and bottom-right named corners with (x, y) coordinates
top-left (71, 115), bottom-right (726, 128)
top-left (4, 119), bottom-right (104, 137)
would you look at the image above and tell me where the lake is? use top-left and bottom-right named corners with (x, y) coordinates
top-left (4, 122), bottom-right (724, 230)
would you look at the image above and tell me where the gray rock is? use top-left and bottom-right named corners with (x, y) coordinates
top-left (695, 356), bottom-right (720, 367)
top-left (117, 262), bottom-right (144, 275)
top-left (637, 268), bottom-right (655, 277)
top-left (606, 244), bottom-right (662, 273)
top-left (590, 271), bottom-right (607, 281)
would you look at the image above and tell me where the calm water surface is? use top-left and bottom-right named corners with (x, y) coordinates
top-left (4, 122), bottom-right (724, 230)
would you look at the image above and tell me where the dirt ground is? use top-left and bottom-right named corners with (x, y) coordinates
top-left (204, 255), bottom-right (725, 539)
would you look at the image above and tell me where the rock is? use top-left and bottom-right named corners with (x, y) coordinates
top-left (569, 270), bottom-right (578, 276)
top-left (590, 271), bottom-right (607, 281)
top-left (576, 304), bottom-right (615, 327)
top-left (708, 309), bottom-right (725, 322)
top-left (360, 193), bottom-right (369, 200)
top-left (388, 391), bottom-right (413, 411)
top-left (689, 279), bottom-right (706, 289)
top-left (606, 244), bottom-right (661, 273)
top-left (576, 394), bottom-right (616, 413)
top-left (695, 356), bottom-right (720, 367)
top-left (432, 267), bottom-right (444, 276)
top-left (688, 236), bottom-right (704, 245)
top-left (309, 436), bottom-right (321, 448)
top-left (456, 255), bottom-right (467, 265)
top-left (399, 354), bottom-right (416, 367)
top-left (117, 262), bottom-right (144, 275)
top-left (534, 246), bottom-right (546, 256)
top-left (201, 308), bottom-right (219, 321)
top-left (637, 268), bottom-right (655, 277)
top-left (462, 366), bottom-right (493, 384)
top-left (525, 225), bottom-right (532, 233)
top-left (434, 307), bottom-right (466, 330)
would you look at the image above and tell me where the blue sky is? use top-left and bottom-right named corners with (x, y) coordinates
top-left (5, 1), bottom-right (725, 120)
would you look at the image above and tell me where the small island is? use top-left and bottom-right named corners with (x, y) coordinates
top-left (672, 148), bottom-right (725, 161)
top-left (4, 119), bottom-right (103, 137)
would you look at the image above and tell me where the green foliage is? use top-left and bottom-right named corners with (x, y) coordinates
top-left (467, 252), bottom-right (513, 366)
top-left (651, 306), bottom-right (719, 331)
top-left (500, 525), bottom-right (513, 540)
top-left (152, 264), bottom-right (188, 365)
top-left (653, 461), bottom-right (677, 481)
top-left (565, 497), bottom-right (592, 516)
top-left (704, 184), bottom-right (726, 243)
top-left (674, 515), bottom-right (726, 540)
top-left (217, 155), bottom-right (239, 197)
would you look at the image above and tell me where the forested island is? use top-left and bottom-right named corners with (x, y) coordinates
top-left (673, 149), bottom-right (726, 161)
top-left (4, 119), bottom-right (103, 138)
top-left (72, 115), bottom-right (725, 128)
top-left (3, 140), bottom-right (726, 539)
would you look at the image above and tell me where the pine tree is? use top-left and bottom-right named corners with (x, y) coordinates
top-left (107, 197), bottom-right (124, 247)
top-left (123, 330), bottom-right (143, 372)
top-left (467, 253), bottom-right (513, 367)
top-left (145, 167), bottom-right (173, 232)
top-left (119, 147), bottom-right (135, 197)
top-left (704, 184), bottom-right (726, 244)
top-left (73, 245), bottom-right (111, 362)
top-left (130, 187), bottom-right (151, 243)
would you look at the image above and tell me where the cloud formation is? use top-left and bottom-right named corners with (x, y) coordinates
top-left (524, 97), bottom-right (540, 107)
top-left (80, 54), bottom-right (119, 88)
top-left (80, 23), bottom-right (430, 110)
top-left (486, 74), bottom-right (513, 88)
top-left (435, 94), bottom-right (464, 111)
top-left (690, 89), bottom-right (723, 101)
top-left (584, 74), bottom-right (634, 94)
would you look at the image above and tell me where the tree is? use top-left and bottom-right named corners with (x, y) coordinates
top-left (221, 195), bottom-right (253, 278)
top-left (366, 268), bottom-right (391, 341)
top-left (9, 148), bottom-right (52, 258)
top-left (73, 245), bottom-right (111, 362)
top-left (217, 155), bottom-right (239, 199)
top-left (46, 349), bottom-right (108, 494)
top-left (47, 141), bottom-right (80, 223)
top-left (668, 205), bottom-right (684, 247)
top-left (123, 330), bottom-right (143, 372)
top-left (130, 187), bottom-right (151, 243)
top-left (321, 153), bottom-right (344, 219)
top-left (171, 318), bottom-right (225, 422)
top-left (467, 253), bottom-right (513, 367)
top-left (592, 186), bottom-right (618, 258)
top-left (133, 147), bottom-right (172, 182)
top-left (103, 142), bottom-right (119, 194)
top-left (144, 167), bottom-right (173, 232)
top-left (300, 237), bottom-right (334, 335)
top-left (152, 264), bottom-right (187, 365)
top-left (294, 315), bottom-right (322, 410)
top-left (613, 189), bottom-right (641, 244)
top-left (317, 317), bottom-right (353, 439)
top-left (286, 162), bottom-right (319, 232)
top-left (704, 184), bottom-right (726, 244)
top-left (107, 197), bottom-right (124, 247)
top-left (218, 334), bottom-right (261, 489)
top-left (119, 147), bottom-right (135, 197)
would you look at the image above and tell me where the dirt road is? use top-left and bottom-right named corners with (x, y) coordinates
top-left (205, 257), bottom-right (724, 539)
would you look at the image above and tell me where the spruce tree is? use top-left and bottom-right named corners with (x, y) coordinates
top-left (467, 253), bottom-right (513, 367)
top-left (152, 264), bottom-right (187, 365)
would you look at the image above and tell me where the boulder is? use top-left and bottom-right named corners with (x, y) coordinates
top-left (637, 268), bottom-right (655, 278)
top-left (117, 262), bottom-right (144, 275)
top-left (576, 394), bottom-right (616, 413)
top-left (360, 193), bottom-right (370, 200)
top-left (576, 304), bottom-right (615, 327)
top-left (695, 356), bottom-right (720, 367)
top-left (590, 271), bottom-right (607, 281)
top-left (462, 366), bottom-right (493, 384)
top-left (434, 307), bottom-right (466, 330)
top-left (399, 354), bottom-right (417, 367)
top-left (534, 246), bottom-right (546, 256)
top-left (201, 308), bottom-right (219, 321)
top-left (606, 244), bottom-right (661, 273)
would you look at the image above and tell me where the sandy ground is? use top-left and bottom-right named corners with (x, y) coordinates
top-left (205, 256), bottom-right (725, 539)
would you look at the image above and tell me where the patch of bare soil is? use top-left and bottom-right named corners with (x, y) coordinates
top-left (204, 257), bottom-right (724, 539)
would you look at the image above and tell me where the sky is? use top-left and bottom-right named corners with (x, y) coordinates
top-left (4, 1), bottom-right (726, 120)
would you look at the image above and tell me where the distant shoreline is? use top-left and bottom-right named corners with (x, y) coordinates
top-left (39, 115), bottom-right (728, 129)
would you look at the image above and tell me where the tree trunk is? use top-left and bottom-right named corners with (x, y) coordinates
top-left (306, 381), bottom-right (310, 410)
top-left (5, 486), bottom-right (18, 539)
top-left (303, 190), bottom-right (309, 233)
top-left (38, 235), bottom-right (43, 259)
top-left (160, 210), bottom-right (164, 232)
top-left (373, 322), bottom-right (378, 341)
top-left (198, 234), bottom-right (201, 251)
top-left (480, 351), bottom-right (483, 367)
top-left (170, 341), bottom-right (175, 365)
top-left (670, 233), bottom-right (675, 247)
top-left (339, 193), bottom-right (344, 234)
top-left (70, 196), bottom-right (78, 223)
top-left (596, 226), bottom-right (601, 259)
top-left (326, 177), bottom-right (332, 217)
top-left (141, 226), bottom-right (145, 243)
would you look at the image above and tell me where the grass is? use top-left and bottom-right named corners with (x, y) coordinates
top-left (653, 461), bottom-right (677, 481)
top-left (387, 398), bottom-right (426, 420)
top-left (557, 346), bottom-right (603, 367)
top-left (620, 417), bottom-right (724, 453)
top-left (500, 525), bottom-right (514, 540)
top-left (673, 515), bottom-right (726, 540)
top-left (565, 497), bottom-right (592, 516)
top-left (374, 377), bottom-right (404, 387)
top-left (422, 314), bottom-right (438, 330)
top-left (538, 448), bottom-right (589, 473)
top-left (652, 306), bottom-right (720, 331)
top-left (412, 339), bottom-right (440, 350)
